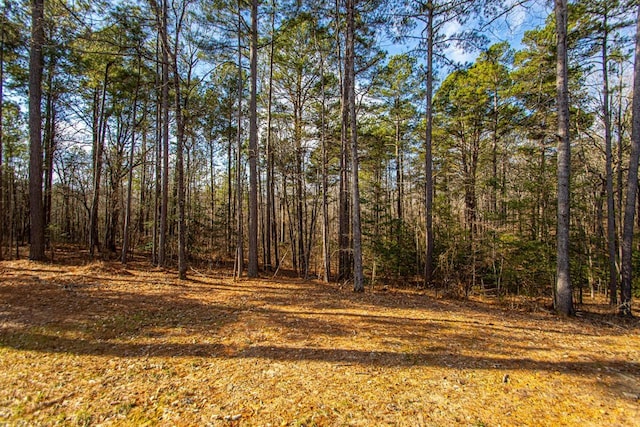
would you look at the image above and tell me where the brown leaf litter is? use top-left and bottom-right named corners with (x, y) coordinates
top-left (0, 252), bottom-right (639, 426)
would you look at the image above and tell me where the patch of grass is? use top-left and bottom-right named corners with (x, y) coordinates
top-left (116, 401), bottom-right (136, 416)
top-left (74, 409), bottom-right (92, 427)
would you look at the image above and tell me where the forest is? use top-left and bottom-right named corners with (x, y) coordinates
top-left (2, 0), bottom-right (640, 317)
top-left (2, 1), bottom-right (640, 424)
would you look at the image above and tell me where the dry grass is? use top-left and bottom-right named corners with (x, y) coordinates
top-left (0, 249), bottom-right (639, 426)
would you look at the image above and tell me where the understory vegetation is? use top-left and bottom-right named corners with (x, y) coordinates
top-left (2, 3), bottom-right (640, 313)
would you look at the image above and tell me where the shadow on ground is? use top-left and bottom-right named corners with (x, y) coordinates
top-left (1, 255), bottom-right (639, 386)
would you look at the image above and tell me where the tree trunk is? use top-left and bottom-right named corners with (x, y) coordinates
top-left (43, 62), bottom-right (56, 250)
top-left (29, 0), bottom-right (45, 261)
top-left (89, 63), bottom-right (111, 258)
top-left (172, 0), bottom-right (189, 279)
top-left (616, 60), bottom-right (624, 252)
top-left (346, 0), bottom-right (363, 292)
top-left (491, 82), bottom-right (499, 219)
top-left (336, 0), bottom-right (350, 282)
top-left (620, 4), bottom-right (640, 318)
top-left (137, 107), bottom-right (148, 241)
top-left (314, 17), bottom-right (331, 282)
top-left (424, 1), bottom-right (434, 286)
top-left (235, 3), bottom-right (244, 278)
top-left (0, 13), bottom-right (5, 260)
top-left (554, 0), bottom-right (574, 315)
top-left (248, 0), bottom-right (259, 277)
top-left (105, 127), bottom-right (123, 255)
top-left (152, 36), bottom-right (161, 265)
top-left (395, 116), bottom-right (403, 223)
top-left (122, 63), bottom-right (141, 264)
top-left (293, 82), bottom-right (305, 277)
top-left (174, 66), bottom-right (187, 280)
top-left (158, 0), bottom-right (170, 267)
top-left (265, 0), bottom-right (276, 271)
top-left (601, 17), bottom-right (618, 306)
top-left (227, 112), bottom-right (233, 256)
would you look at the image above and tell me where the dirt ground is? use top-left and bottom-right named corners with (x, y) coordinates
top-left (1, 249), bottom-right (639, 426)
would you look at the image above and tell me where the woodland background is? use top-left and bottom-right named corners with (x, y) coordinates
top-left (2, 0), bottom-right (640, 315)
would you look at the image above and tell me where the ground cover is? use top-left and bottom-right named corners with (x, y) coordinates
top-left (0, 250), bottom-right (639, 426)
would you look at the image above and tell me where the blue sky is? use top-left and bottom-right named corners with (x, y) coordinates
top-left (384, 0), bottom-right (551, 65)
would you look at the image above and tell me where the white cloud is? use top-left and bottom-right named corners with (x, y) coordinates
top-left (444, 45), bottom-right (476, 65)
top-left (441, 20), bottom-right (475, 65)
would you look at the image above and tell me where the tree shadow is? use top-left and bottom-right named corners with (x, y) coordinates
top-left (1, 254), bottom-right (639, 406)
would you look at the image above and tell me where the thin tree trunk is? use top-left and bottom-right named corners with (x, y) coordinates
top-left (171, 1), bottom-right (189, 279)
top-left (424, 1), bottom-right (434, 286)
top-left (336, 0), bottom-right (350, 282)
top-left (152, 35), bottom-right (161, 265)
top-left (616, 61), bottom-right (624, 251)
top-left (602, 17), bottom-right (618, 306)
top-left (227, 113), bottom-right (233, 256)
top-left (265, 0), bottom-right (276, 271)
top-left (137, 108), bottom-right (148, 240)
top-left (122, 63), bottom-right (141, 264)
top-left (396, 116), bottom-right (403, 223)
top-left (293, 84), bottom-right (305, 277)
top-left (158, 0), bottom-right (170, 267)
top-left (174, 65), bottom-right (187, 279)
top-left (346, 0), bottom-right (363, 292)
top-left (248, 0), bottom-right (259, 277)
top-left (43, 64), bottom-right (55, 250)
top-left (209, 132), bottom-right (216, 254)
top-left (314, 18), bottom-right (331, 282)
top-left (235, 3), bottom-right (244, 278)
top-left (320, 86), bottom-right (331, 282)
top-left (89, 63), bottom-right (111, 258)
top-left (554, 0), bottom-right (574, 315)
top-left (11, 172), bottom-right (18, 257)
top-left (305, 177), bottom-right (320, 279)
top-left (620, 4), bottom-right (640, 318)
top-left (491, 84), bottom-right (498, 218)
top-left (0, 12), bottom-right (5, 261)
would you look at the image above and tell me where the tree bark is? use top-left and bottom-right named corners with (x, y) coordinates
top-left (293, 78), bottom-right (305, 276)
top-left (104, 121), bottom-right (123, 255)
top-left (265, 0), bottom-right (276, 271)
top-left (158, 0), bottom-right (170, 267)
top-left (152, 36), bottom-right (161, 265)
top-left (424, 1), bottom-right (434, 286)
top-left (137, 105), bottom-right (148, 241)
top-left (43, 62), bottom-right (56, 251)
top-left (346, 0), bottom-right (363, 292)
top-left (0, 12), bottom-right (5, 260)
top-left (29, 0), bottom-right (45, 261)
top-left (89, 63), bottom-right (111, 258)
top-left (248, 0), bottom-right (259, 277)
top-left (554, 0), bottom-right (574, 315)
top-left (235, 2), bottom-right (244, 278)
top-left (172, 0), bottom-right (189, 280)
top-left (395, 116), bottom-right (403, 223)
top-left (336, 0), bottom-right (350, 282)
top-left (314, 16), bottom-right (331, 282)
top-left (620, 4), bottom-right (640, 318)
top-left (122, 63), bottom-right (141, 264)
top-left (227, 111), bottom-right (233, 256)
top-left (601, 13), bottom-right (618, 306)
top-left (174, 64), bottom-right (187, 280)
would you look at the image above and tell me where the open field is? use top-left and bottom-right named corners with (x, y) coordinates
top-left (1, 251), bottom-right (639, 426)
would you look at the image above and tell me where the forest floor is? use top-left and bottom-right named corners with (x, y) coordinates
top-left (1, 248), bottom-right (639, 426)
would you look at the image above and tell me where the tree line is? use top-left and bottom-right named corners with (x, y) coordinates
top-left (1, 0), bottom-right (640, 316)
